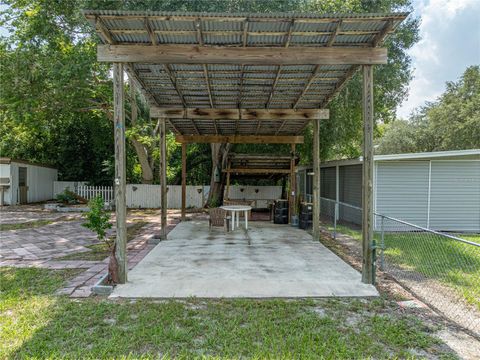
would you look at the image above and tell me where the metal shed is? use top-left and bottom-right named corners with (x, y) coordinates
top-left (0, 158), bottom-right (58, 205)
top-left (298, 149), bottom-right (480, 232)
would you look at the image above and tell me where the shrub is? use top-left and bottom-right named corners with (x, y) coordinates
top-left (56, 188), bottom-right (78, 204)
top-left (82, 196), bottom-right (112, 245)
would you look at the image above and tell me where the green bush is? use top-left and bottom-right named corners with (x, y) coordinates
top-left (56, 188), bottom-right (78, 204)
top-left (82, 196), bottom-right (113, 247)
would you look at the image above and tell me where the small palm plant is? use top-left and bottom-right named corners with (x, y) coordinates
top-left (82, 196), bottom-right (118, 283)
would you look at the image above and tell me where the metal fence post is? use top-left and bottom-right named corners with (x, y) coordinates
top-left (380, 215), bottom-right (385, 271)
top-left (333, 202), bottom-right (338, 240)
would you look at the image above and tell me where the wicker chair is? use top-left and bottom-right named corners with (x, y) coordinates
top-left (209, 207), bottom-right (228, 231)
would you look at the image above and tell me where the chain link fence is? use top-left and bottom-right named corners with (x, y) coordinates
top-left (319, 197), bottom-right (480, 337)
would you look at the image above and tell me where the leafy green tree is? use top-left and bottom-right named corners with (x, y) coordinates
top-left (377, 66), bottom-right (480, 154)
top-left (1, 0), bottom-right (420, 202)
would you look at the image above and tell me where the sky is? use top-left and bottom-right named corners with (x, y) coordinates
top-left (0, 0), bottom-right (478, 119)
top-left (397, 0), bottom-right (480, 118)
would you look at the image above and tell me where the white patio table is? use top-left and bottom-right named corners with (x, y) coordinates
top-left (220, 205), bottom-right (252, 231)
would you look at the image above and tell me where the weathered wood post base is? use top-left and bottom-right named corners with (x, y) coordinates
top-left (362, 65), bottom-right (375, 284)
top-left (113, 62), bottom-right (127, 283)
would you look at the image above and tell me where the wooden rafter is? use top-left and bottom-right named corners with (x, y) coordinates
top-left (124, 65), bottom-right (181, 134)
top-left (163, 64), bottom-right (200, 135)
top-left (327, 20), bottom-right (342, 47)
top-left (320, 65), bottom-right (360, 107)
top-left (292, 65), bottom-right (320, 109)
top-left (372, 19), bottom-right (394, 47)
top-left (236, 18), bottom-right (249, 135)
top-left (95, 16), bottom-right (115, 44)
top-left (144, 17), bottom-right (157, 45)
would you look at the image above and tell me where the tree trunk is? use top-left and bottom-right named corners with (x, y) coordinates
top-left (206, 143), bottom-right (231, 207)
top-left (129, 80), bottom-right (154, 184)
top-left (131, 138), bottom-right (154, 184)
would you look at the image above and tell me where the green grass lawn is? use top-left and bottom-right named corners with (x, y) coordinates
top-left (0, 219), bottom-right (55, 231)
top-left (0, 267), bottom-right (456, 359)
top-left (324, 223), bottom-right (480, 311)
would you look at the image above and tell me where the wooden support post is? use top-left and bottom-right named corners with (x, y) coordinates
top-left (181, 142), bottom-right (187, 221)
top-left (312, 119), bottom-right (320, 241)
top-left (160, 117), bottom-right (168, 239)
top-left (113, 62), bottom-right (127, 284)
top-left (362, 65), bottom-right (375, 284)
top-left (225, 161), bottom-right (231, 201)
top-left (289, 144), bottom-right (297, 222)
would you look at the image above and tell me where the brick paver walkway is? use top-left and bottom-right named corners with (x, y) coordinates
top-left (0, 221), bottom-right (101, 261)
top-left (1, 208), bottom-right (184, 298)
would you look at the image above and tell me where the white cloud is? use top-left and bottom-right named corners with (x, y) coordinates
top-left (397, 0), bottom-right (480, 118)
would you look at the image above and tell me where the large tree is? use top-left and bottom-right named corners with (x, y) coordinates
top-left (1, 0), bottom-right (419, 202)
top-left (376, 65), bottom-right (480, 154)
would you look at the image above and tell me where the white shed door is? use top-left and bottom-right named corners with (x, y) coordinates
top-left (429, 161), bottom-right (480, 232)
top-left (376, 161), bottom-right (430, 227)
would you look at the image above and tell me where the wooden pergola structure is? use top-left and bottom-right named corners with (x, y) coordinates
top-left (224, 153), bottom-right (299, 218)
top-left (85, 9), bottom-right (407, 285)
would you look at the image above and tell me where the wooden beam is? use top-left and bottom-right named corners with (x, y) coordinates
top-left (160, 117), bottom-right (168, 240)
top-left (113, 63), bottom-right (127, 284)
top-left (362, 65), bottom-right (375, 284)
top-left (181, 143), bottom-right (187, 221)
top-left (97, 44), bottom-right (388, 65)
top-left (312, 118), bottom-right (320, 241)
top-left (223, 168), bottom-right (291, 174)
top-left (152, 108), bottom-right (329, 120)
top-left (176, 135), bottom-right (304, 144)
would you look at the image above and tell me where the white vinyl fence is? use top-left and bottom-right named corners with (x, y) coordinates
top-left (77, 185), bottom-right (114, 203)
top-left (126, 184), bottom-right (210, 209)
top-left (54, 181), bottom-right (281, 209)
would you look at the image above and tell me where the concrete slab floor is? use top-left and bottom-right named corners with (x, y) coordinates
top-left (111, 221), bottom-right (378, 298)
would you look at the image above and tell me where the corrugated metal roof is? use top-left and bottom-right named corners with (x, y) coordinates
top-left (85, 10), bottom-right (408, 136)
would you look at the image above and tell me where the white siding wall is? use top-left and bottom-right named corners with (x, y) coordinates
top-left (3, 162), bottom-right (57, 204)
top-left (53, 181), bottom-right (88, 197)
top-left (376, 161), bottom-right (430, 227)
top-left (429, 161), bottom-right (480, 231)
top-left (24, 163), bottom-right (58, 203)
